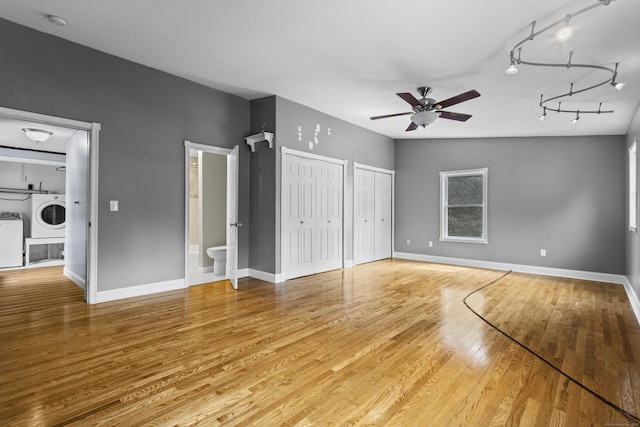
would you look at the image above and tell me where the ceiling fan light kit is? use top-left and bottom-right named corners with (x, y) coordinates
top-left (506, 0), bottom-right (624, 123)
top-left (370, 86), bottom-right (481, 131)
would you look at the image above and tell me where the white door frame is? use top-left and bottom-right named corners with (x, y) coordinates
top-left (280, 146), bottom-right (348, 281)
top-left (353, 162), bottom-right (395, 266)
top-left (183, 141), bottom-right (238, 288)
top-left (0, 106), bottom-right (101, 303)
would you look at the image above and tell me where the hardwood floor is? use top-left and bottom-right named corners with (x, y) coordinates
top-left (1, 260), bottom-right (639, 426)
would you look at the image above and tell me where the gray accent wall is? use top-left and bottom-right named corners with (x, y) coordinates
top-left (275, 97), bottom-right (395, 272)
top-left (626, 103), bottom-right (640, 306)
top-left (0, 19), bottom-right (250, 291)
top-left (395, 136), bottom-right (626, 274)
top-left (247, 96), bottom-right (395, 274)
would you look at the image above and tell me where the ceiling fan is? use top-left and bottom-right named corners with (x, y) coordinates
top-left (370, 86), bottom-right (481, 131)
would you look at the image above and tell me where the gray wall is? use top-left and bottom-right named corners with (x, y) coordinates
top-left (247, 95), bottom-right (395, 274)
top-left (0, 19), bottom-right (250, 291)
top-left (395, 135), bottom-right (626, 274)
top-left (275, 96), bottom-right (395, 272)
top-left (248, 96), bottom-right (277, 273)
top-left (626, 103), bottom-right (640, 304)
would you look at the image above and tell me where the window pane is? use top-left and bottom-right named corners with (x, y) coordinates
top-left (448, 206), bottom-right (483, 237)
top-left (448, 175), bottom-right (483, 205)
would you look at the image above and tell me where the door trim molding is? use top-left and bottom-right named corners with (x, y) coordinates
top-left (280, 146), bottom-right (348, 281)
top-left (353, 162), bottom-right (395, 266)
top-left (183, 140), bottom-right (234, 288)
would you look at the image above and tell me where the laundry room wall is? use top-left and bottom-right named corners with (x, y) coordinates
top-left (0, 160), bottom-right (65, 238)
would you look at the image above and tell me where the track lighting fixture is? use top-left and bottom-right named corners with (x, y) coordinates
top-left (555, 15), bottom-right (574, 42)
top-left (571, 111), bottom-right (580, 124)
top-left (506, 0), bottom-right (623, 123)
top-left (537, 107), bottom-right (547, 121)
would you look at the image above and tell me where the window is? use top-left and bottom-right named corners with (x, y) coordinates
top-left (440, 168), bottom-right (488, 243)
top-left (630, 139), bottom-right (637, 232)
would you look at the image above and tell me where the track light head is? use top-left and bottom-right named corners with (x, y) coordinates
top-left (612, 81), bottom-right (626, 91)
top-left (571, 112), bottom-right (580, 124)
top-left (505, 61), bottom-right (518, 75)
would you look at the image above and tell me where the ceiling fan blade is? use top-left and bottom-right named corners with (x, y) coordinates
top-left (438, 111), bottom-right (472, 122)
top-left (436, 90), bottom-right (480, 109)
top-left (406, 122), bottom-right (419, 131)
top-left (370, 111), bottom-right (413, 120)
top-left (397, 92), bottom-right (422, 108)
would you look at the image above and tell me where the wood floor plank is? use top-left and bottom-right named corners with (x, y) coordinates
top-left (1, 262), bottom-right (639, 426)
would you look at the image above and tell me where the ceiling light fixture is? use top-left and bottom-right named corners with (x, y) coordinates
top-left (47, 15), bottom-right (68, 27)
top-left (410, 111), bottom-right (440, 128)
top-left (22, 128), bottom-right (53, 142)
top-left (571, 111), bottom-right (580, 124)
top-left (507, 1), bottom-right (620, 124)
top-left (555, 15), bottom-right (574, 42)
top-left (538, 107), bottom-right (547, 121)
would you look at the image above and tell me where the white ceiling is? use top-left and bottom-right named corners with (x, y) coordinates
top-left (1, 0), bottom-right (639, 140)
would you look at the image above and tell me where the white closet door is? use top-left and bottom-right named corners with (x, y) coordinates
top-left (374, 171), bottom-right (392, 260)
top-left (283, 150), bottom-right (345, 280)
top-left (284, 156), bottom-right (303, 279)
top-left (354, 168), bottom-right (375, 264)
top-left (299, 158), bottom-right (316, 276)
top-left (316, 161), bottom-right (343, 271)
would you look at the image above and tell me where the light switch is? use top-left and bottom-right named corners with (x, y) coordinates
top-left (110, 200), bottom-right (119, 212)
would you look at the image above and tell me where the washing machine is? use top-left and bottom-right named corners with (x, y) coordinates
top-left (31, 194), bottom-right (66, 238)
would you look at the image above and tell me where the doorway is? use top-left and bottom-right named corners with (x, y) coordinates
top-left (0, 106), bottom-right (100, 303)
top-left (184, 141), bottom-right (239, 289)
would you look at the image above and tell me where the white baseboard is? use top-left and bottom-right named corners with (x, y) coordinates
top-left (64, 267), bottom-right (86, 291)
top-left (393, 252), bottom-right (626, 285)
top-left (95, 278), bottom-right (185, 303)
top-left (622, 277), bottom-right (640, 326)
top-left (344, 260), bottom-right (354, 268)
top-left (247, 269), bottom-right (281, 283)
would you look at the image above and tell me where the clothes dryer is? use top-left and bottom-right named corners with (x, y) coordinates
top-left (31, 194), bottom-right (66, 238)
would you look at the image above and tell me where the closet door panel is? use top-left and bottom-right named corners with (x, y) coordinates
top-left (374, 171), bottom-right (392, 260)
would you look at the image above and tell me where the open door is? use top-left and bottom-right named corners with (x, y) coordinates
top-left (226, 145), bottom-right (240, 290)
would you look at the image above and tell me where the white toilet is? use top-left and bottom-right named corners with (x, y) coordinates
top-left (206, 246), bottom-right (227, 275)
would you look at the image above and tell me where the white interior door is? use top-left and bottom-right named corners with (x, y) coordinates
top-left (281, 148), bottom-right (345, 281)
top-left (316, 161), bottom-right (343, 270)
top-left (284, 155), bottom-right (302, 280)
top-left (354, 168), bottom-right (375, 264)
top-left (226, 145), bottom-right (239, 289)
top-left (374, 171), bottom-right (392, 260)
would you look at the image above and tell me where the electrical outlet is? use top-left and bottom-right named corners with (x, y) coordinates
top-left (428, 241), bottom-right (433, 247)
top-left (540, 249), bottom-right (546, 257)
top-left (110, 200), bottom-right (119, 212)
top-left (406, 240), bottom-right (411, 246)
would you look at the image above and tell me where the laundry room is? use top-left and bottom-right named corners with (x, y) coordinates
top-left (0, 118), bottom-right (73, 269)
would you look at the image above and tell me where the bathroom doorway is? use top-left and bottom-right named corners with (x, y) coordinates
top-left (184, 141), bottom-right (239, 289)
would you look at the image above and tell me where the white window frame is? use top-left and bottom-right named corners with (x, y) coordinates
top-left (629, 139), bottom-right (637, 232)
top-left (440, 168), bottom-right (488, 244)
